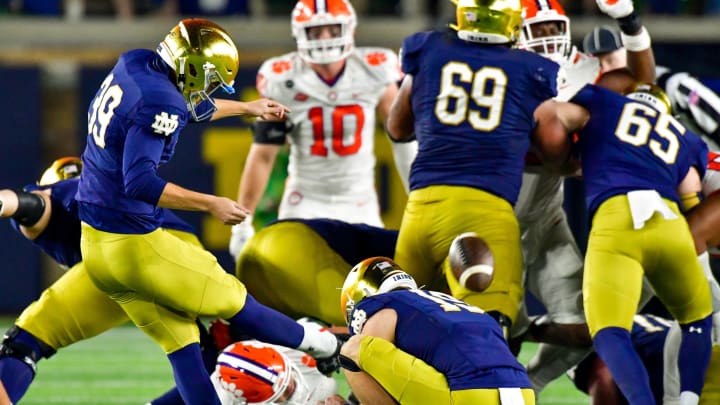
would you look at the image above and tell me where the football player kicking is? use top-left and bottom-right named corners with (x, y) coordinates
top-left (0, 157), bottom-right (216, 404)
top-left (76, 18), bottom-right (340, 405)
top-left (228, 0), bottom-right (410, 259)
top-left (340, 257), bottom-right (535, 404)
top-left (533, 82), bottom-right (713, 405)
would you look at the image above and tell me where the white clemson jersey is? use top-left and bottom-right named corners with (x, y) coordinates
top-left (515, 49), bottom-right (599, 224)
top-left (556, 49), bottom-right (602, 102)
top-left (703, 151), bottom-right (720, 256)
top-left (257, 47), bottom-right (400, 201)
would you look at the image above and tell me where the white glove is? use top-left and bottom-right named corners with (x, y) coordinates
top-left (211, 369), bottom-right (248, 405)
top-left (596, 0), bottom-right (634, 19)
top-left (229, 216), bottom-right (255, 263)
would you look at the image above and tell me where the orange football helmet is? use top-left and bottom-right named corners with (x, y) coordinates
top-left (291, 0), bottom-right (356, 64)
top-left (215, 341), bottom-right (309, 404)
top-left (517, 0), bottom-right (572, 64)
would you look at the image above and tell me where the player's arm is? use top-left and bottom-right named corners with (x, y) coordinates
top-left (123, 124), bottom-right (249, 225)
top-left (386, 75), bottom-right (415, 142)
top-left (236, 137), bottom-right (284, 214)
top-left (209, 98), bottom-right (290, 122)
top-left (0, 188), bottom-right (52, 240)
top-left (532, 100), bottom-right (589, 173)
top-left (596, 0), bottom-right (655, 83)
top-left (341, 309), bottom-right (400, 405)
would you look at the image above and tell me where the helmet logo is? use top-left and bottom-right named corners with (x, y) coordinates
top-left (465, 11), bottom-right (477, 22)
top-left (349, 308), bottom-right (367, 335)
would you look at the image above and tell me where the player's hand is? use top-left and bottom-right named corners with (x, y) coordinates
top-left (211, 370), bottom-right (248, 405)
top-left (245, 98), bottom-right (290, 121)
top-left (596, 0), bottom-right (634, 19)
top-left (229, 217), bottom-right (255, 262)
top-left (209, 196), bottom-right (250, 225)
top-left (712, 312), bottom-right (720, 346)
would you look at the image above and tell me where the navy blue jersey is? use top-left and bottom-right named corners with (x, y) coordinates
top-left (401, 31), bottom-right (558, 204)
top-left (571, 85), bottom-right (709, 216)
top-left (350, 289), bottom-right (530, 390)
top-left (279, 218), bottom-right (397, 265)
top-left (77, 49), bottom-right (190, 234)
top-left (12, 178), bottom-right (196, 268)
top-left (571, 314), bottom-right (670, 403)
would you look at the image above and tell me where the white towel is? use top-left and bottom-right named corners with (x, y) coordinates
top-left (627, 190), bottom-right (678, 230)
top-left (499, 387), bottom-right (525, 404)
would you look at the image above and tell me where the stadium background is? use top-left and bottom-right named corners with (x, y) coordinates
top-left (1, 1), bottom-right (719, 316)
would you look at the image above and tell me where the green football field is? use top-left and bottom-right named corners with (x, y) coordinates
top-left (8, 321), bottom-right (589, 404)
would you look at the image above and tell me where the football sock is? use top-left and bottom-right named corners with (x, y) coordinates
top-left (0, 328), bottom-right (45, 402)
top-left (678, 315), bottom-right (712, 399)
top-left (228, 294), bottom-right (303, 347)
top-left (0, 357), bottom-right (34, 403)
top-left (593, 327), bottom-right (655, 405)
top-left (167, 343), bottom-right (220, 405)
top-left (148, 388), bottom-right (182, 405)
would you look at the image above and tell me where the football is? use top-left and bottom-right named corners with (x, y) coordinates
top-left (448, 232), bottom-right (494, 292)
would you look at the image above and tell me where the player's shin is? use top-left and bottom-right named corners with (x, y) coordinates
top-left (593, 327), bottom-right (655, 405)
top-left (678, 315), bottom-right (712, 405)
top-left (0, 326), bottom-right (54, 403)
top-left (167, 343), bottom-right (220, 405)
top-left (227, 294), bottom-right (338, 358)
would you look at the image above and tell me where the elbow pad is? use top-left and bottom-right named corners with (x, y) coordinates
top-left (12, 190), bottom-right (46, 227)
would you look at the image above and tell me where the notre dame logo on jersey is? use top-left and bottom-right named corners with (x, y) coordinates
top-left (152, 112), bottom-right (179, 136)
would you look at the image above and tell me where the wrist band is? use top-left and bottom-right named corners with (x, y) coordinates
top-left (621, 28), bottom-right (652, 52)
top-left (617, 11), bottom-right (643, 35)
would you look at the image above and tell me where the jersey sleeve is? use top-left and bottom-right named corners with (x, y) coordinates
top-left (133, 99), bottom-right (187, 139)
top-left (256, 57), bottom-right (292, 100)
top-left (399, 32), bottom-right (432, 76)
top-left (360, 47), bottom-right (402, 85)
top-left (529, 56), bottom-right (560, 102)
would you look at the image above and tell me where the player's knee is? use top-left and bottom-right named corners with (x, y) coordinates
top-left (0, 326), bottom-right (56, 375)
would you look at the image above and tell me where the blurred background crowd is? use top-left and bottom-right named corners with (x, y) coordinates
top-left (1, 0), bottom-right (720, 19)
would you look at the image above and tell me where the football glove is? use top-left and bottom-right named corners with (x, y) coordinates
top-left (211, 369), bottom-right (248, 405)
top-left (713, 312), bottom-right (720, 346)
top-left (596, 0), bottom-right (634, 19)
top-left (229, 216), bottom-right (255, 263)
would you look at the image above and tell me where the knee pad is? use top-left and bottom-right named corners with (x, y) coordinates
top-left (0, 326), bottom-right (56, 374)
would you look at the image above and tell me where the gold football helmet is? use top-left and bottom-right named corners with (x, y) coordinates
top-left (340, 257), bottom-right (417, 323)
top-left (38, 156), bottom-right (82, 186)
top-left (157, 18), bottom-right (239, 121)
top-left (626, 83), bottom-right (672, 114)
top-left (449, 0), bottom-right (523, 44)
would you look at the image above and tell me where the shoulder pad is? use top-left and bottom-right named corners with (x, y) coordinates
top-left (257, 52), bottom-right (302, 98)
top-left (354, 47), bottom-right (401, 84)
